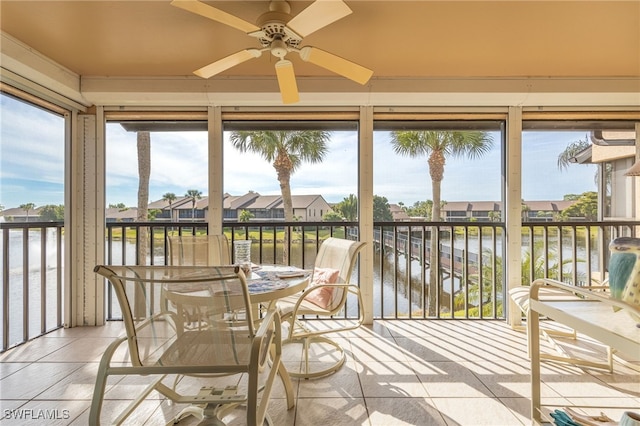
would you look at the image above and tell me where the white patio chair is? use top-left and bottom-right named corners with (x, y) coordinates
top-left (92, 265), bottom-right (294, 425)
top-left (167, 234), bottom-right (231, 266)
top-left (166, 234), bottom-right (233, 328)
top-left (510, 277), bottom-right (614, 371)
top-left (277, 237), bottom-right (366, 379)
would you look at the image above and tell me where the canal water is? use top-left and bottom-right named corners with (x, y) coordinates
top-left (2, 232), bottom-right (598, 347)
top-left (2, 228), bottom-right (62, 347)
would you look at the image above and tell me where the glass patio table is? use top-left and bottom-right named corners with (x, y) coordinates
top-left (246, 264), bottom-right (311, 307)
top-left (149, 264), bottom-right (311, 324)
top-left (103, 264), bottom-right (310, 324)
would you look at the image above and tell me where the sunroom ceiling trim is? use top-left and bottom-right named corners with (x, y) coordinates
top-left (104, 111), bottom-right (208, 120)
top-left (2, 31), bottom-right (639, 109)
top-left (0, 81), bottom-right (69, 116)
top-left (79, 75), bottom-right (640, 108)
top-left (0, 33), bottom-right (88, 110)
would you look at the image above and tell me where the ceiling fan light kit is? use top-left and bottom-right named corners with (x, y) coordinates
top-left (171, 0), bottom-right (373, 104)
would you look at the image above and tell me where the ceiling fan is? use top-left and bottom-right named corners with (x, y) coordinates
top-left (171, 0), bottom-right (373, 104)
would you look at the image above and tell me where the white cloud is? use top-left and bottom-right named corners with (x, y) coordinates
top-left (1, 97), bottom-right (600, 209)
top-left (106, 126), bottom-right (212, 204)
top-left (1, 96), bottom-right (65, 206)
top-left (223, 139), bottom-right (276, 195)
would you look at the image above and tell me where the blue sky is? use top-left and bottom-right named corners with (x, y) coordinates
top-left (1, 95), bottom-right (66, 208)
top-left (1, 93), bottom-right (598, 210)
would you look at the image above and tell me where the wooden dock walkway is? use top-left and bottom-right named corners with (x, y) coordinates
top-left (372, 229), bottom-right (481, 278)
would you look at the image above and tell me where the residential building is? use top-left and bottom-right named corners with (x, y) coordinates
top-left (101, 193), bottom-right (334, 222)
top-left (0, 206), bottom-right (39, 222)
top-left (147, 196), bottom-right (192, 221)
top-left (224, 193), bottom-right (333, 222)
top-left (389, 203), bottom-right (411, 221)
top-left (104, 207), bottom-right (137, 223)
top-left (442, 200), bottom-right (577, 222)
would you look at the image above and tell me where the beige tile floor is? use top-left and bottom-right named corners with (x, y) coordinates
top-left (0, 320), bottom-right (638, 425)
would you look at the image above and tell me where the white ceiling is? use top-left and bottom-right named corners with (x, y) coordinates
top-left (1, 1), bottom-right (639, 107)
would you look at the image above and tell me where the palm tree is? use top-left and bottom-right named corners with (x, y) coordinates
top-left (185, 189), bottom-right (202, 222)
top-left (557, 136), bottom-right (610, 217)
top-left (239, 209), bottom-right (254, 222)
top-left (488, 210), bottom-right (501, 222)
top-left (147, 209), bottom-right (161, 220)
top-left (230, 130), bottom-right (330, 222)
top-left (390, 130), bottom-right (494, 316)
top-left (522, 239), bottom-right (585, 284)
top-left (20, 203), bottom-right (36, 222)
top-left (462, 238), bottom-right (583, 318)
top-left (230, 130), bottom-right (330, 263)
top-left (335, 194), bottom-right (358, 221)
top-left (521, 201), bottom-right (530, 222)
top-left (405, 200), bottom-right (433, 218)
top-left (557, 137), bottom-right (590, 171)
top-left (162, 192), bottom-right (177, 221)
top-left (136, 131), bottom-right (151, 265)
top-left (461, 249), bottom-right (504, 317)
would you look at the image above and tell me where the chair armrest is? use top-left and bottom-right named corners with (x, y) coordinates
top-left (288, 282), bottom-right (352, 312)
top-left (530, 278), bottom-right (639, 314)
top-left (252, 307), bottom-right (281, 368)
top-left (287, 282), bottom-right (364, 322)
top-left (255, 307), bottom-right (280, 337)
top-left (580, 285), bottom-right (609, 291)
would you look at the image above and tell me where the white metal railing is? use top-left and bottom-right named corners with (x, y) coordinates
top-left (3, 219), bottom-right (639, 351)
top-left (1, 221), bottom-right (64, 352)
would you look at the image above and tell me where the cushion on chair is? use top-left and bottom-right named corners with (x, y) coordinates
top-left (304, 267), bottom-right (340, 309)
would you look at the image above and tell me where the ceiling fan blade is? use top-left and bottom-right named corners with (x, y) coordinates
top-left (299, 46), bottom-right (373, 85)
top-left (286, 0), bottom-right (352, 37)
top-left (194, 49), bottom-right (262, 78)
top-left (275, 60), bottom-right (299, 104)
top-left (171, 0), bottom-right (260, 34)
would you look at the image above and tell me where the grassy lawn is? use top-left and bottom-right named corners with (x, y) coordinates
top-left (106, 226), bottom-right (345, 244)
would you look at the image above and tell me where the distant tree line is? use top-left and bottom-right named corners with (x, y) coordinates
top-left (4, 190), bottom-right (598, 224)
top-left (324, 194), bottom-right (393, 222)
top-left (561, 191), bottom-right (598, 221)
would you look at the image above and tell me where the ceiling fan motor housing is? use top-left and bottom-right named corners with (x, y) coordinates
top-left (256, 1), bottom-right (301, 51)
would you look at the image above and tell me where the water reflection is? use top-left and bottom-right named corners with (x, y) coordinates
top-left (2, 228), bottom-right (62, 347)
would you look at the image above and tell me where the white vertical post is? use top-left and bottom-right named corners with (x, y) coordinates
top-left (506, 107), bottom-right (523, 327)
top-left (209, 106), bottom-right (223, 234)
top-left (64, 110), bottom-right (74, 328)
top-left (634, 123), bottom-right (640, 224)
top-left (70, 109), bottom-right (105, 326)
top-left (359, 106), bottom-right (374, 325)
top-left (95, 108), bottom-right (106, 325)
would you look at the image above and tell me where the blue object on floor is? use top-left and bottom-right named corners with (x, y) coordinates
top-left (549, 409), bottom-right (582, 426)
